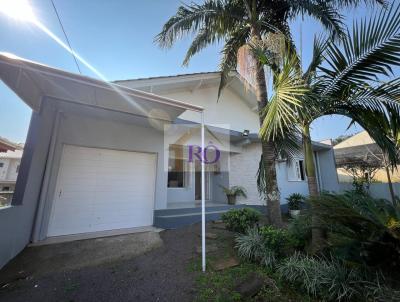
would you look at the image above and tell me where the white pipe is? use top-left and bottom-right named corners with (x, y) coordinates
top-left (201, 112), bottom-right (206, 272)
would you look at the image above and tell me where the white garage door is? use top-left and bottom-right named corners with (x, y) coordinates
top-left (47, 145), bottom-right (157, 237)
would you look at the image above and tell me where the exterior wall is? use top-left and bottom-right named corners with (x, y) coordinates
top-left (0, 158), bottom-right (20, 191)
top-left (0, 159), bottom-right (10, 181)
top-left (6, 159), bottom-right (20, 181)
top-left (229, 143), bottom-right (310, 205)
top-left (0, 101), bottom-right (56, 269)
top-left (229, 143), bottom-right (263, 205)
top-left (0, 97), bottom-right (170, 268)
top-left (316, 148), bottom-right (340, 192)
top-left (339, 182), bottom-right (400, 200)
top-left (337, 166), bottom-right (400, 183)
top-left (32, 99), bottom-right (168, 242)
top-left (229, 143), bottom-right (340, 205)
top-left (151, 85), bottom-right (260, 133)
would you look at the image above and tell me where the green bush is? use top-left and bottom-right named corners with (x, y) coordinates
top-left (286, 193), bottom-right (305, 210)
top-left (235, 226), bottom-right (296, 268)
top-left (259, 226), bottom-right (295, 256)
top-left (277, 252), bottom-right (400, 302)
top-left (287, 212), bottom-right (312, 250)
top-left (310, 191), bottom-right (400, 270)
top-left (221, 208), bottom-right (261, 233)
top-left (235, 227), bottom-right (277, 268)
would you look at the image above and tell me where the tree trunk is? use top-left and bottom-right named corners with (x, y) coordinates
top-left (303, 124), bottom-right (319, 196)
top-left (385, 165), bottom-right (396, 206)
top-left (302, 124), bottom-right (325, 253)
top-left (251, 29), bottom-right (282, 228)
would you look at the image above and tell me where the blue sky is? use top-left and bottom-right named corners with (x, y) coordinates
top-left (0, 0), bottom-right (381, 143)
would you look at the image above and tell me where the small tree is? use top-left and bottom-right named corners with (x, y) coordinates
top-left (340, 160), bottom-right (381, 194)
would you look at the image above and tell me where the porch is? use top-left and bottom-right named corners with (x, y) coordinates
top-left (154, 204), bottom-right (267, 229)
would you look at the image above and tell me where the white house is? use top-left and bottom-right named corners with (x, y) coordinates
top-left (116, 73), bottom-right (339, 208)
top-left (0, 53), bottom-right (339, 268)
top-left (0, 147), bottom-right (23, 192)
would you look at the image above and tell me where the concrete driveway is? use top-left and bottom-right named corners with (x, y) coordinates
top-left (0, 225), bottom-right (204, 302)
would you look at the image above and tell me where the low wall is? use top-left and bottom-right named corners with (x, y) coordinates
top-left (339, 182), bottom-right (400, 200)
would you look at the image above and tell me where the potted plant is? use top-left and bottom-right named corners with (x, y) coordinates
top-left (286, 193), bottom-right (305, 218)
top-left (220, 185), bottom-right (247, 205)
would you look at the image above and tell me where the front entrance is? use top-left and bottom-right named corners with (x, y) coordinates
top-left (195, 160), bottom-right (211, 201)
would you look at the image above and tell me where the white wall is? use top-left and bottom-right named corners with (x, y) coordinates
top-left (152, 85), bottom-right (260, 133)
top-left (0, 159), bottom-right (10, 181)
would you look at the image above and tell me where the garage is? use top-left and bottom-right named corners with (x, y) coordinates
top-left (47, 145), bottom-right (157, 237)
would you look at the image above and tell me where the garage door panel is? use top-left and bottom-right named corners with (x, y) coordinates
top-left (47, 145), bottom-right (156, 237)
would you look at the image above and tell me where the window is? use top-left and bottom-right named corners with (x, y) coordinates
top-left (16, 164), bottom-right (20, 173)
top-left (168, 146), bottom-right (187, 188)
top-left (0, 162), bottom-right (3, 168)
top-left (2, 187), bottom-right (10, 191)
top-left (298, 160), bottom-right (305, 181)
top-left (288, 159), bottom-right (306, 181)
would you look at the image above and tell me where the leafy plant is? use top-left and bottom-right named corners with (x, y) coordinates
top-left (259, 226), bottom-right (295, 256)
top-left (287, 212), bottom-right (312, 250)
top-left (286, 193), bottom-right (305, 210)
top-left (235, 226), bottom-right (296, 268)
top-left (220, 185), bottom-right (247, 198)
top-left (278, 252), bottom-right (400, 302)
top-left (221, 208), bottom-right (261, 233)
top-left (310, 192), bottom-right (400, 270)
top-left (235, 227), bottom-right (277, 269)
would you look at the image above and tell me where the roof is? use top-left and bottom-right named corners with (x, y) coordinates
top-left (115, 71), bottom-right (258, 109)
top-left (334, 131), bottom-right (374, 149)
top-left (0, 53), bottom-right (203, 123)
top-left (0, 136), bottom-right (17, 153)
top-left (114, 71), bottom-right (222, 83)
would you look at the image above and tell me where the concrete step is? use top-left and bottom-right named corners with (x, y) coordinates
top-left (154, 205), bottom-right (267, 229)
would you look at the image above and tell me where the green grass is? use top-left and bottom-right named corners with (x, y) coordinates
top-left (192, 260), bottom-right (314, 302)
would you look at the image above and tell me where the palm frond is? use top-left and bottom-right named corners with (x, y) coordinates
top-left (259, 51), bottom-right (307, 141)
top-left (320, 2), bottom-right (400, 96)
top-left (155, 0), bottom-right (244, 49)
top-left (288, 0), bottom-right (346, 38)
top-left (304, 35), bottom-right (329, 83)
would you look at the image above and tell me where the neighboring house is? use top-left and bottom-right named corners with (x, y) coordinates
top-left (333, 131), bottom-right (400, 183)
top-left (0, 136), bottom-right (17, 153)
top-left (0, 146), bottom-right (23, 192)
top-left (0, 53), bottom-right (338, 268)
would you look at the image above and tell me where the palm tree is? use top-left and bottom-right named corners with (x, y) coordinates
top-left (155, 0), bottom-right (383, 227)
top-left (255, 2), bottom-right (400, 249)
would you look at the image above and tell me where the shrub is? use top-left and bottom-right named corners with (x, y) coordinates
top-left (235, 226), bottom-right (295, 268)
top-left (277, 252), bottom-right (396, 301)
top-left (259, 226), bottom-right (295, 256)
top-left (235, 227), bottom-right (277, 269)
top-left (287, 212), bottom-right (312, 250)
top-left (221, 208), bottom-right (261, 233)
top-left (286, 193), bottom-right (305, 210)
top-left (310, 191), bottom-right (400, 270)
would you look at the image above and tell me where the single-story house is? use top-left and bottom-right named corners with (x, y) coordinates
top-left (334, 131), bottom-right (400, 183)
top-left (0, 53), bottom-right (339, 268)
